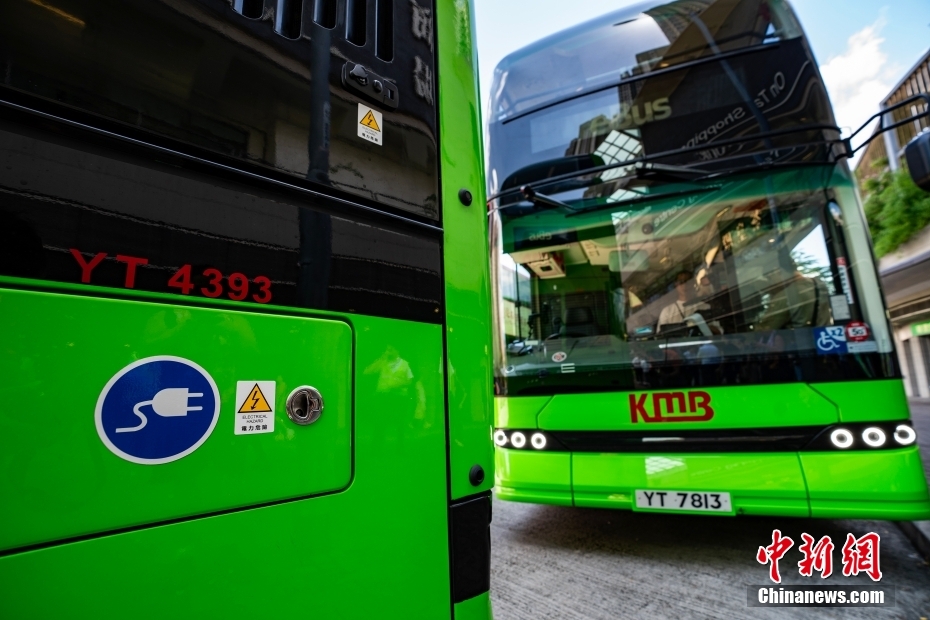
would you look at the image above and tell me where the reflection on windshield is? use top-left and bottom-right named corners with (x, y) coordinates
top-left (489, 0), bottom-right (803, 122)
top-left (492, 169), bottom-right (890, 394)
top-left (488, 0), bottom-right (836, 200)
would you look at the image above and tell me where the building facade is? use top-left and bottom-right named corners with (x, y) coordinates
top-left (856, 48), bottom-right (930, 398)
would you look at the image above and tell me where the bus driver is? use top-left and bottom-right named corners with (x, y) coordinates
top-left (656, 270), bottom-right (711, 334)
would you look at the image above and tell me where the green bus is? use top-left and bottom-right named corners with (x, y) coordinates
top-left (0, 0), bottom-right (493, 618)
top-left (488, 0), bottom-right (930, 520)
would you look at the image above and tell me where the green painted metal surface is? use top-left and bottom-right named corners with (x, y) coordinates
top-left (802, 447), bottom-right (930, 520)
top-left (495, 396), bottom-right (551, 428)
top-left (494, 445), bottom-right (930, 519)
top-left (497, 449), bottom-right (570, 493)
top-left (573, 453), bottom-right (808, 516)
top-left (809, 380), bottom-right (910, 422)
top-left (456, 591), bottom-right (493, 620)
top-left (0, 311), bottom-right (453, 618)
top-left (1, 0), bottom-right (494, 615)
top-left (437, 0), bottom-right (494, 501)
top-left (536, 384), bottom-right (838, 431)
top-left (0, 288), bottom-right (352, 551)
top-left (495, 380), bottom-right (930, 519)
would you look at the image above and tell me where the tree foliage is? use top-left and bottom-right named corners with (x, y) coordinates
top-left (862, 160), bottom-right (930, 257)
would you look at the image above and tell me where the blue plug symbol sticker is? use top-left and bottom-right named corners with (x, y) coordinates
top-left (116, 388), bottom-right (204, 433)
top-left (97, 356), bottom-right (220, 464)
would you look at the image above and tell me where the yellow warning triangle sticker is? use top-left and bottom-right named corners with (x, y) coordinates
top-left (238, 383), bottom-right (273, 413)
top-left (360, 110), bottom-right (380, 131)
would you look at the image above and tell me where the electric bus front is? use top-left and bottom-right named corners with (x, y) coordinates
top-left (488, 0), bottom-right (930, 520)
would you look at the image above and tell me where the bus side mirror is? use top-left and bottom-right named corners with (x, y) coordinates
top-left (905, 131), bottom-right (930, 192)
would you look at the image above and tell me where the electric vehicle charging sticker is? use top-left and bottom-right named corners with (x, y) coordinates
top-left (357, 104), bottom-right (383, 145)
top-left (234, 381), bottom-right (275, 435)
top-left (95, 356), bottom-right (220, 465)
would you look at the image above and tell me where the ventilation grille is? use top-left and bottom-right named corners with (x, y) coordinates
top-left (231, 0), bottom-right (395, 61)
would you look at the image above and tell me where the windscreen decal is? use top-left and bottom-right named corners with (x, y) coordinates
top-left (814, 326), bottom-right (878, 355)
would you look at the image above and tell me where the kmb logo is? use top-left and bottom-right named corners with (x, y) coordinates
top-left (629, 391), bottom-right (714, 423)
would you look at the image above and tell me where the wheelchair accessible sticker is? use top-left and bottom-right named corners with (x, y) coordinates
top-left (95, 356), bottom-right (220, 464)
top-left (814, 325), bottom-right (878, 355)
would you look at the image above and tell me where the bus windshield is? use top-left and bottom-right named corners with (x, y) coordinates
top-left (488, 0), bottom-right (895, 395)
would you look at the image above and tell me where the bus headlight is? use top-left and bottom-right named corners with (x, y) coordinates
top-left (830, 428), bottom-right (854, 449)
top-left (493, 429), bottom-right (563, 451)
top-left (810, 422), bottom-right (915, 451)
top-left (861, 427), bottom-right (886, 448)
top-left (893, 424), bottom-right (916, 446)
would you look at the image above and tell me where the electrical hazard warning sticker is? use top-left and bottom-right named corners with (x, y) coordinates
top-left (235, 381), bottom-right (275, 435)
top-left (357, 103), bottom-right (383, 145)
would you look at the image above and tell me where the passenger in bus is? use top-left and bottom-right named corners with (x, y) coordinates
top-left (756, 260), bottom-right (832, 331)
top-left (695, 266), bottom-right (734, 335)
top-left (656, 270), bottom-right (711, 335)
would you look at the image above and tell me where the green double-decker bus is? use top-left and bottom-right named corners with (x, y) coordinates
top-left (0, 0), bottom-right (493, 617)
top-left (488, 0), bottom-right (930, 520)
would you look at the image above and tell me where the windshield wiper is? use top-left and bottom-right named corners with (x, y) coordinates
top-left (565, 185), bottom-right (722, 218)
top-left (635, 162), bottom-right (710, 180)
top-left (487, 123), bottom-right (842, 205)
top-left (520, 185), bottom-right (574, 210)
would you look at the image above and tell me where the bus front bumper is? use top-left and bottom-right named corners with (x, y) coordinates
top-left (494, 446), bottom-right (930, 520)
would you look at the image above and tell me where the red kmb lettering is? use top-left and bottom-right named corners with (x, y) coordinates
top-left (653, 392), bottom-right (686, 417)
top-left (629, 390), bottom-right (715, 423)
top-left (687, 391), bottom-right (714, 420)
top-left (116, 255), bottom-right (149, 288)
top-left (629, 393), bottom-right (652, 423)
top-left (70, 249), bottom-right (106, 283)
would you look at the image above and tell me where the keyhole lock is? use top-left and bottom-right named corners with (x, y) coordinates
top-left (285, 386), bottom-right (324, 426)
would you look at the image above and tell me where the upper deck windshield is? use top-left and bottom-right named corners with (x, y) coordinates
top-left (488, 0), bottom-right (896, 396)
top-left (487, 0), bottom-right (840, 196)
top-left (489, 0), bottom-right (805, 124)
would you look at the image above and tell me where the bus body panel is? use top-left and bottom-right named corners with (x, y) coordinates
top-left (494, 381), bottom-right (930, 519)
top-left (436, 0), bottom-right (494, 501)
top-left (573, 453), bottom-right (809, 517)
top-left (494, 428), bottom-right (930, 520)
top-left (495, 396), bottom-right (552, 429)
top-left (536, 384), bottom-right (839, 431)
top-left (810, 381), bottom-right (911, 423)
top-left (0, 288), bottom-right (353, 551)
top-left (496, 449), bottom-right (573, 506)
top-left (802, 448), bottom-right (930, 520)
top-left (456, 592), bottom-right (494, 620)
top-left (1, 0), bottom-right (493, 613)
top-left (0, 317), bottom-right (451, 619)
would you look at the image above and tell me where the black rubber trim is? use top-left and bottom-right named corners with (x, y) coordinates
top-left (449, 493), bottom-right (492, 604)
top-left (542, 421), bottom-right (915, 453)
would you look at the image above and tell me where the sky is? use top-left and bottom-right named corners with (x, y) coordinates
top-left (473, 0), bottom-right (930, 153)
